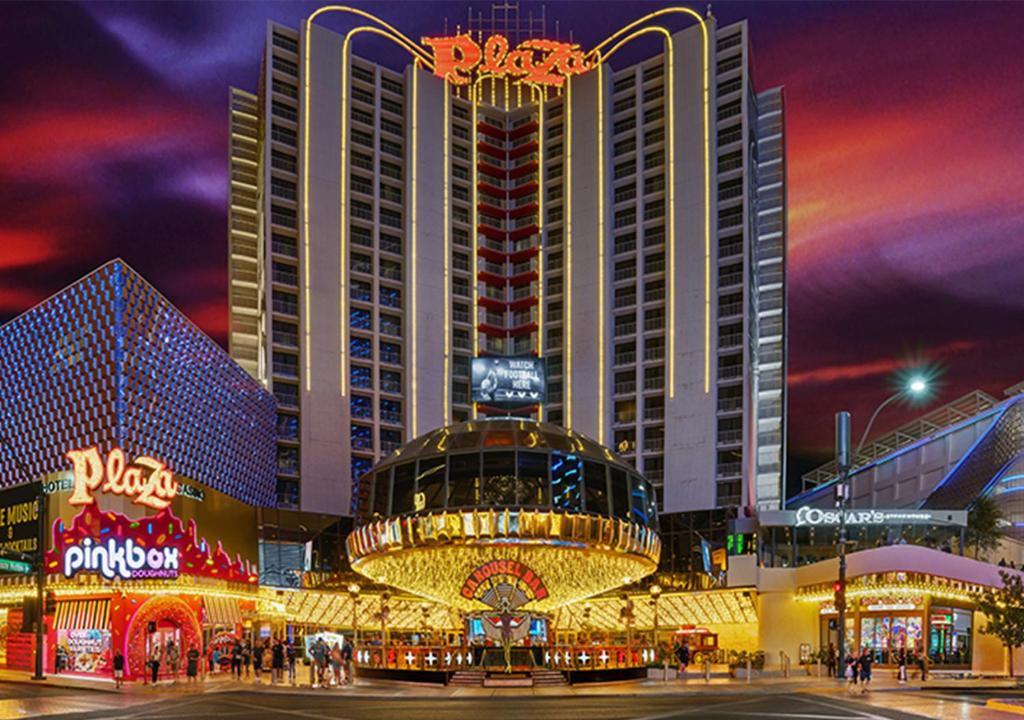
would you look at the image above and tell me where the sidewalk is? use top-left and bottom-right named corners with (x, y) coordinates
top-left (1, 667), bottom-right (1021, 699)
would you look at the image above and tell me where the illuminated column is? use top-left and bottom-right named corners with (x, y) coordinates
top-left (300, 23), bottom-right (348, 514)
top-left (662, 20), bottom-right (718, 513)
top-left (407, 65), bottom-right (449, 435)
top-left (565, 69), bottom-right (612, 442)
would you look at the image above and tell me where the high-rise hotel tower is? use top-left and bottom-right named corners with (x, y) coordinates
top-left (227, 5), bottom-right (787, 516)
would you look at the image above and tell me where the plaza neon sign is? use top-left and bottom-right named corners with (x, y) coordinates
top-left (421, 34), bottom-right (591, 87)
top-left (63, 537), bottom-right (179, 580)
top-left (65, 446), bottom-right (179, 510)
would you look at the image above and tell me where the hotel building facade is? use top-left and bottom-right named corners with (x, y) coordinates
top-left (227, 6), bottom-right (788, 516)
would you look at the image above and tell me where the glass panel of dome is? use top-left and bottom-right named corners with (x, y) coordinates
top-left (448, 453), bottom-right (481, 507)
top-left (451, 429), bottom-right (481, 450)
top-left (551, 453), bottom-right (582, 512)
top-left (371, 468), bottom-right (390, 517)
top-left (583, 461), bottom-right (610, 515)
top-left (611, 467), bottom-right (630, 520)
top-left (517, 451), bottom-right (550, 506)
top-left (644, 478), bottom-right (659, 526)
top-left (482, 429), bottom-right (516, 448)
top-left (482, 451), bottom-right (517, 505)
top-left (542, 429), bottom-right (574, 452)
top-left (416, 456), bottom-right (446, 510)
top-left (630, 473), bottom-right (649, 525)
top-left (392, 462), bottom-right (416, 514)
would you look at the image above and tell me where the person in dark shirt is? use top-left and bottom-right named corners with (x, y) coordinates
top-left (271, 639), bottom-right (285, 685)
top-left (286, 640), bottom-right (298, 686)
top-left (186, 645), bottom-right (201, 683)
top-left (112, 651), bottom-right (125, 689)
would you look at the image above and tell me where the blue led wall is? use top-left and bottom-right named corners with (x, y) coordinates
top-left (0, 260), bottom-right (276, 506)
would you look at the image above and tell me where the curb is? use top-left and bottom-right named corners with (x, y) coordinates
top-left (987, 699), bottom-right (1024, 715)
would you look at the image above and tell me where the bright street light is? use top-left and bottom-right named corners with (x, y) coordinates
top-left (908, 377), bottom-right (927, 395)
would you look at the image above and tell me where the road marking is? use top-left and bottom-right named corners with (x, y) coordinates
top-left (223, 698), bottom-right (355, 720)
top-left (790, 693), bottom-right (895, 720)
top-left (630, 695), bottom-right (770, 720)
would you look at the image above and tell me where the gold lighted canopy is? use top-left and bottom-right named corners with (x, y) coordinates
top-left (347, 508), bottom-right (661, 612)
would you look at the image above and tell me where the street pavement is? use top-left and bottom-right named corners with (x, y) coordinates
top-left (0, 673), bottom-right (1021, 719)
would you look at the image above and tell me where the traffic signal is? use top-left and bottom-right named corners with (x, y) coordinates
top-left (833, 581), bottom-right (846, 613)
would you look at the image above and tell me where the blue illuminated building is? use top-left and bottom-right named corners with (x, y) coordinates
top-left (0, 259), bottom-right (276, 506)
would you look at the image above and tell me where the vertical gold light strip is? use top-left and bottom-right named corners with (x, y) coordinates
top-left (665, 37), bottom-right (677, 400)
top-left (302, 20), bottom-right (314, 392)
top-left (443, 84), bottom-right (451, 426)
top-left (536, 89), bottom-right (544, 422)
top-left (596, 61), bottom-right (606, 444)
top-left (339, 33), bottom-right (354, 398)
top-left (471, 89), bottom-right (480, 420)
top-left (410, 65), bottom-right (419, 436)
top-left (700, 24), bottom-right (711, 395)
top-left (564, 78), bottom-right (573, 426)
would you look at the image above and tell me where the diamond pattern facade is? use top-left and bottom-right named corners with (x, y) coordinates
top-left (0, 260), bottom-right (276, 506)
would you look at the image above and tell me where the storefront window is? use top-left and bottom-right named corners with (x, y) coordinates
top-left (551, 453), bottom-right (583, 512)
top-left (929, 607), bottom-right (971, 665)
top-left (57, 629), bottom-right (112, 674)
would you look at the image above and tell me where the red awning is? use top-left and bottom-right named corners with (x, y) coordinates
top-left (54, 599), bottom-right (110, 631)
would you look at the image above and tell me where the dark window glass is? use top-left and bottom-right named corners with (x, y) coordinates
top-left (551, 453), bottom-right (583, 512)
top-left (416, 457), bottom-right (446, 510)
top-left (371, 468), bottom-right (390, 517)
top-left (448, 453), bottom-right (480, 507)
top-left (391, 462), bottom-right (416, 514)
top-left (481, 451), bottom-right (517, 506)
top-left (517, 451), bottom-right (549, 506)
top-left (611, 468), bottom-right (629, 520)
top-left (630, 473), bottom-right (649, 525)
top-left (584, 461), bottom-right (609, 515)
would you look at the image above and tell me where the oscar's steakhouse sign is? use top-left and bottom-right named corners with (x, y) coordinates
top-left (421, 34), bottom-right (591, 87)
top-left (65, 446), bottom-right (179, 510)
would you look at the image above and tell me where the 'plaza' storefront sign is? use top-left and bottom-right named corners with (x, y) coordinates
top-left (758, 507), bottom-right (967, 528)
top-left (421, 34), bottom-right (591, 87)
top-left (65, 446), bottom-right (179, 510)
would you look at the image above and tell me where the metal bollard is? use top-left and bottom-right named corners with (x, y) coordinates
top-left (746, 658), bottom-right (751, 684)
top-left (704, 658), bottom-right (711, 682)
top-left (663, 659), bottom-right (669, 683)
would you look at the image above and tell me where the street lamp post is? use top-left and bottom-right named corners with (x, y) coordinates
top-left (834, 376), bottom-right (929, 677)
top-left (648, 584), bottom-right (662, 647)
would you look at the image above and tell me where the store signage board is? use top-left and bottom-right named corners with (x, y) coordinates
top-left (422, 34), bottom-right (591, 87)
top-left (63, 537), bottom-right (179, 581)
top-left (0, 483), bottom-right (41, 555)
top-left (471, 356), bottom-right (546, 405)
top-left (758, 508), bottom-right (967, 528)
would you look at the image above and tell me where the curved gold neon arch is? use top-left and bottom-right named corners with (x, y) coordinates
top-left (300, 4), bottom-right (712, 420)
top-left (302, 6), bottom-right (432, 398)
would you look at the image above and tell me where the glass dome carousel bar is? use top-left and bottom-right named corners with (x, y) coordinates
top-left (347, 419), bottom-right (661, 612)
top-left (352, 418), bottom-right (658, 528)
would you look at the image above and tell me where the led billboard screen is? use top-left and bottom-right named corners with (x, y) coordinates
top-left (471, 357), bottom-right (546, 406)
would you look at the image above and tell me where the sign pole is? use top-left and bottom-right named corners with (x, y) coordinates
top-left (32, 485), bottom-right (46, 680)
top-left (834, 412), bottom-right (851, 681)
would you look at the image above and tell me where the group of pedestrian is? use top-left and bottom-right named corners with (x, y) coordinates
top-left (844, 648), bottom-right (873, 693)
top-left (221, 637), bottom-right (299, 685)
top-left (308, 636), bottom-right (354, 688)
top-left (140, 639), bottom-right (201, 687)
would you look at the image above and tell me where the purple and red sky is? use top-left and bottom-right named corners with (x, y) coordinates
top-left (1, 2), bottom-right (1022, 492)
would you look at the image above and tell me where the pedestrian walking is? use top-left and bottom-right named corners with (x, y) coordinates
top-left (167, 640), bottom-right (180, 682)
top-left (149, 643), bottom-right (162, 685)
top-left (673, 641), bottom-right (690, 675)
top-left (826, 643), bottom-right (836, 678)
top-left (330, 643), bottom-right (343, 687)
top-left (187, 644), bottom-right (200, 683)
top-left (253, 640), bottom-right (263, 683)
top-left (231, 641), bottom-right (242, 679)
top-left (112, 650), bottom-right (125, 689)
top-left (859, 649), bottom-right (873, 692)
top-left (272, 638), bottom-right (285, 685)
top-left (242, 640), bottom-right (252, 679)
top-left (342, 636), bottom-right (354, 686)
top-left (286, 640), bottom-right (297, 686)
top-left (845, 654), bottom-right (858, 693)
top-left (897, 648), bottom-right (907, 684)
